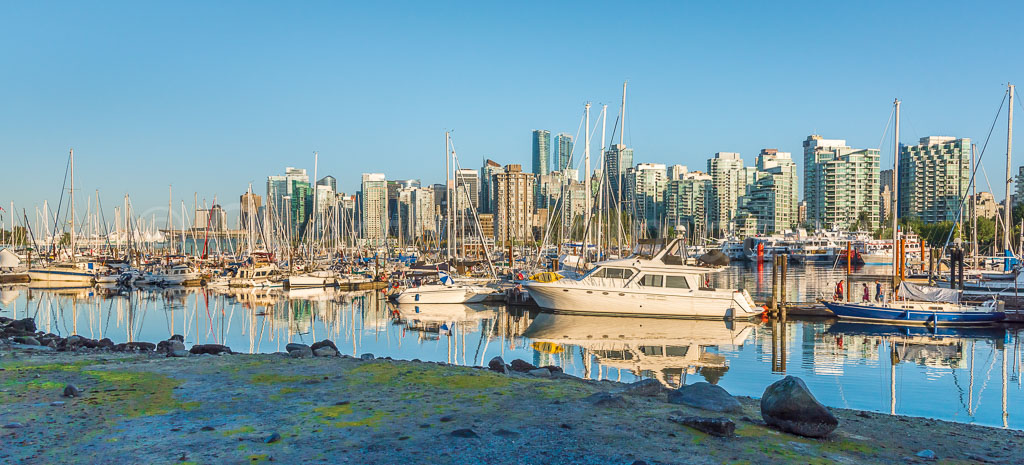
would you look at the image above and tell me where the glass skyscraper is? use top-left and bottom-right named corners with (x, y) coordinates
top-left (554, 133), bottom-right (574, 173)
top-left (532, 129), bottom-right (551, 176)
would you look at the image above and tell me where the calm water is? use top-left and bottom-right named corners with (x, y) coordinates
top-left (2, 264), bottom-right (1022, 430)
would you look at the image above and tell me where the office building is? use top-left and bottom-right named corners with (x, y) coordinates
top-left (604, 144), bottom-right (634, 202)
top-left (479, 159), bottom-right (503, 214)
top-left (745, 149), bottom-right (798, 234)
top-left (627, 163), bottom-right (668, 233)
top-left (532, 130), bottom-right (551, 176)
top-left (803, 135), bottom-right (880, 230)
top-left (899, 136), bottom-right (970, 223)
top-left (360, 173), bottom-right (388, 245)
top-left (665, 170), bottom-right (711, 239)
top-left (706, 152), bottom-right (746, 237)
top-left (554, 133), bottom-right (574, 172)
top-left (266, 167), bottom-right (310, 236)
top-left (494, 164), bottom-right (535, 244)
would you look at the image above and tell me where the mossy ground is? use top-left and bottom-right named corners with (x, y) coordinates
top-left (1, 350), bottom-right (1022, 465)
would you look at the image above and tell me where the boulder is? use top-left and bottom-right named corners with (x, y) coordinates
top-left (189, 344), bottom-right (232, 355)
top-left (169, 334), bottom-right (185, 342)
top-left (669, 415), bottom-right (736, 437)
top-left (13, 336), bottom-right (40, 346)
top-left (124, 342), bottom-right (156, 352)
top-left (760, 376), bottom-right (838, 438)
top-left (63, 384), bottom-right (82, 398)
top-left (310, 339), bottom-right (339, 353)
top-left (360, 353), bottom-right (375, 361)
top-left (9, 318), bottom-right (36, 333)
top-left (289, 346), bottom-right (314, 358)
top-left (667, 382), bottom-right (742, 413)
top-left (527, 368), bottom-right (551, 378)
top-left (624, 378), bottom-right (667, 397)
top-left (168, 349), bottom-right (189, 358)
top-left (509, 359), bottom-right (537, 373)
top-left (157, 340), bottom-right (186, 353)
top-left (285, 342), bottom-right (310, 353)
top-left (487, 356), bottom-right (507, 374)
top-left (313, 347), bottom-right (338, 357)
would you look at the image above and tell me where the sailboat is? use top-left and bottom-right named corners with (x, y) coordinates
top-left (28, 149), bottom-right (97, 284)
top-left (824, 98), bottom-right (1005, 326)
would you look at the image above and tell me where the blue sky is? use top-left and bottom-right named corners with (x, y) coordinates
top-left (1, 1), bottom-right (1022, 224)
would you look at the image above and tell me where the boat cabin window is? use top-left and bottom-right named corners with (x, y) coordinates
top-left (640, 274), bottom-right (664, 287)
top-left (590, 267), bottom-right (635, 279)
top-left (665, 276), bottom-right (690, 289)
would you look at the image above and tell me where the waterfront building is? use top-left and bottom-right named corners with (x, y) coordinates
top-left (880, 169), bottom-right (894, 222)
top-left (604, 144), bottom-right (634, 202)
top-left (554, 133), bottom-right (574, 173)
top-left (1014, 167), bottom-right (1024, 207)
top-left (239, 193), bottom-right (263, 237)
top-left (898, 136), bottom-right (970, 223)
top-left (266, 167), bottom-right (310, 236)
top-left (803, 135), bottom-right (880, 231)
top-left (706, 152), bottom-right (746, 237)
top-left (744, 149), bottom-right (798, 234)
top-left (668, 164), bottom-right (687, 181)
top-left (397, 187), bottom-right (435, 244)
top-left (360, 173), bottom-right (388, 245)
top-left (797, 201), bottom-right (807, 226)
top-left (479, 159), bottom-right (503, 214)
top-left (454, 169), bottom-right (480, 212)
top-left (563, 180), bottom-right (587, 236)
top-left (665, 170), bottom-right (711, 239)
top-left (972, 192), bottom-right (999, 219)
top-left (316, 175), bottom-right (336, 192)
top-left (387, 179), bottom-right (420, 237)
top-left (627, 163), bottom-right (667, 234)
top-left (532, 130), bottom-right (551, 176)
top-left (494, 164), bottom-right (535, 244)
top-left (195, 204), bottom-right (227, 231)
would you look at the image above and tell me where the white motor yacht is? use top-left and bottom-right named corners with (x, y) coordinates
top-left (523, 237), bottom-right (760, 320)
top-left (394, 272), bottom-right (496, 304)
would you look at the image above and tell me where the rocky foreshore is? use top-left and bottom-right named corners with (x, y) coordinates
top-left (2, 316), bottom-right (1023, 465)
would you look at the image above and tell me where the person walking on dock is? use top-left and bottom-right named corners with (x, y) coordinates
top-left (862, 283), bottom-right (870, 302)
top-left (834, 281), bottom-right (844, 300)
top-left (874, 280), bottom-right (882, 302)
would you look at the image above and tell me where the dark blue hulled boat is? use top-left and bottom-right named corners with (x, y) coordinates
top-left (822, 299), bottom-right (1005, 326)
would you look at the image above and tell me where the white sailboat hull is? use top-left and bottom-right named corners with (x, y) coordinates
top-left (28, 268), bottom-right (95, 284)
top-left (394, 284), bottom-right (494, 304)
top-left (524, 282), bottom-right (760, 319)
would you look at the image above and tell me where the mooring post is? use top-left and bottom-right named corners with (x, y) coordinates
top-left (770, 255), bottom-right (779, 313)
top-left (780, 255), bottom-right (787, 312)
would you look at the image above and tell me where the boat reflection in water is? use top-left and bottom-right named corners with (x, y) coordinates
top-left (825, 322), bottom-right (1011, 426)
top-left (522, 312), bottom-right (755, 388)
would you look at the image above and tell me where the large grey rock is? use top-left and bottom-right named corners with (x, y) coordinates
top-left (9, 318), bottom-right (36, 333)
top-left (667, 382), bottom-right (742, 413)
top-left (13, 336), bottom-right (40, 346)
top-left (63, 384), bottom-right (82, 398)
top-left (285, 342), bottom-right (310, 353)
top-left (310, 339), bottom-right (339, 353)
top-left (168, 349), bottom-right (190, 358)
top-left (487, 356), bottom-right (507, 373)
top-left (527, 368), bottom-right (551, 378)
top-left (669, 415), bottom-right (736, 437)
top-left (313, 347), bottom-right (338, 357)
top-left (624, 378), bottom-right (667, 397)
top-left (360, 353), bottom-right (375, 361)
top-left (289, 346), bottom-right (314, 358)
top-left (189, 344), bottom-right (231, 355)
top-left (760, 376), bottom-right (838, 438)
top-left (158, 339), bottom-right (186, 353)
top-left (509, 359), bottom-right (537, 373)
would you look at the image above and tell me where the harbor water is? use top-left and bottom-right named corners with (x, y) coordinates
top-left (3, 262), bottom-right (1022, 430)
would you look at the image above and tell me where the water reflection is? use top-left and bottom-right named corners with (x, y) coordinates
top-left (2, 285), bottom-right (1022, 430)
top-left (523, 313), bottom-right (753, 388)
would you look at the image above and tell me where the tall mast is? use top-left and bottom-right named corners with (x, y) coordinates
top-left (68, 147), bottom-right (74, 260)
top-left (597, 104), bottom-right (607, 257)
top-left (1004, 83), bottom-right (1014, 256)
top-left (584, 103), bottom-right (591, 256)
top-left (445, 131), bottom-right (452, 261)
top-left (312, 150), bottom-right (319, 258)
top-left (971, 143), bottom-right (978, 268)
top-left (168, 184), bottom-right (173, 254)
top-left (892, 99), bottom-right (900, 288)
top-left (617, 81), bottom-right (627, 251)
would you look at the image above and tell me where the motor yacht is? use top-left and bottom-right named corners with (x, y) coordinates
top-left (523, 237), bottom-right (760, 320)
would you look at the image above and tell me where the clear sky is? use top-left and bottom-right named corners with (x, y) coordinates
top-left (2, 1), bottom-right (1022, 226)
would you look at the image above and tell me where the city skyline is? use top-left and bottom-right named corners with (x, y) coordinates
top-left (2, 2), bottom-right (1023, 215)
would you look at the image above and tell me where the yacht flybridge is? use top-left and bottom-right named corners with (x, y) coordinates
top-left (524, 237), bottom-right (761, 320)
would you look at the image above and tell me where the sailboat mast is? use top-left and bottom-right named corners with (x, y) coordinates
top-left (971, 143), bottom-right (978, 268)
top-left (445, 131), bottom-right (452, 261)
top-left (584, 102), bottom-right (591, 260)
top-left (1004, 83), bottom-right (1014, 256)
top-left (892, 99), bottom-right (900, 288)
top-left (597, 104), bottom-right (607, 258)
top-left (69, 147), bottom-right (75, 260)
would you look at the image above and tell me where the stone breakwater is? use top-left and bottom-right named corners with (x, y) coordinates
top-left (1, 317), bottom-right (1023, 464)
